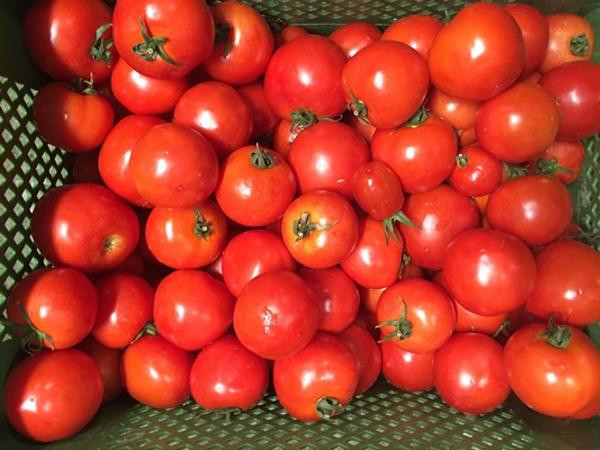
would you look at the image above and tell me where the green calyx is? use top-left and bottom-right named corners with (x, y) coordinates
top-left (503, 162), bottom-right (529, 180)
top-left (349, 98), bottom-right (370, 126)
top-left (535, 157), bottom-right (573, 177)
top-left (89, 23), bottom-right (114, 63)
top-left (250, 144), bottom-right (275, 169)
top-left (215, 22), bottom-right (233, 58)
top-left (316, 397), bottom-right (345, 420)
top-left (376, 298), bottom-right (413, 343)
top-left (133, 19), bottom-right (181, 66)
top-left (70, 74), bottom-right (96, 95)
top-left (405, 105), bottom-right (428, 127)
top-left (538, 318), bottom-right (572, 349)
top-left (193, 208), bottom-right (213, 239)
top-left (289, 109), bottom-right (341, 133)
top-left (130, 321), bottom-right (158, 345)
top-left (456, 153), bottom-right (469, 168)
top-left (17, 302), bottom-right (54, 353)
top-left (292, 212), bottom-right (333, 241)
top-left (570, 33), bottom-right (590, 57)
top-left (382, 211), bottom-right (417, 243)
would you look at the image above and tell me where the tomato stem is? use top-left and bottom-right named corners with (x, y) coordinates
top-left (316, 396), bottom-right (345, 420)
top-left (349, 98), bottom-right (370, 126)
top-left (382, 211), bottom-right (417, 243)
top-left (250, 144), bottom-right (275, 169)
top-left (89, 23), bottom-right (114, 63)
top-left (215, 22), bottom-right (233, 58)
top-left (405, 105), bottom-right (428, 128)
top-left (292, 212), bottom-right (332, 241)
top-left (376, 298), bottom-right (413, 343)
top-left (570, 33), bottom-right (590, 57)
top-left (456, 153), bottom-right (469, 168)
top-left (70, 74), bottom-right (96, 95)
top-left (535, 157), bottom-right (573, 177)
top-left (502, 162), bottom-right (529, 180)
top-left (492, 319), bottom-right (511, 338)
top-left (539, 318), bottom-right (572, 349)
top-left (193, 208), bottom-right (213, 239)
top-left (133, 18), bottom-right (181, 66)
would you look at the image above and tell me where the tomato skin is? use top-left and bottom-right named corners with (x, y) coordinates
top-left (31, 183), bottom-right (140, 272)
top-left (449, 145), bottom-right (503, 198)
top-left (452, 299), bottom-right (507, 336)
top-left (505, 3), bottom-right (548, 74)
top-left (540, 14), bottom-right (594, 73)
top-left (272, 119), bottom-right (299, 159)
top-left (233, 270), bottom-right (320, 360)
top-left (352, 161), bottom-right (405, 220)
top-left (428, 3), bottom-right (524, 100)
top-left (344, 112), bottom-right (376, 143)
top-left (359, 286), bottom-right (386, 315)
top-left (78, 336), bottom-right (122, 404)
top-left (434, 333), bottom-right (510, 415)
top-left (504, 324), bottom-right (600, 417)
top-left (273, 333), bottom-right (359, 422)
top-left (534, 140), bottom-right (584, 185)
top-left (427, 88), bottom-right (479, 133)
top-left (274, 25), bottom-right (308, 48)
top-left (380, 342), bottom-right (434, 391)
top-left (568, 388), bottom-right (600, 420)
top-left (486, 175), bottom-right (572, 247)
top-left (329, 22), bottom-right (382, 58)
top-left (381, 14), bottom-right (443, 59)
top-left (190, 335), bottom-right (269, 411)
top-left (339, 324), bottom-right (381, 394)
top-left (238, 81), bottom-right (279, 139)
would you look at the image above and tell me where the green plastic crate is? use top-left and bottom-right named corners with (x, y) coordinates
top-left (1, 0), bottom-right (600, 448)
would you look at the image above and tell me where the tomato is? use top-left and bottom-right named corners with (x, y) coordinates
top-left (527, 240), bottom-right (600, 327)
top-left (329, 22), bottom-right (382, 58)
top-left (78, 336), bottom-right (122, 403)
top-left (221, 230), bottom-right (296, 297)
top-left (272, 119), bottom-right (300, 159)
top-left (380, 342), bottom-right (434, 391)
top-left (443, 229), bottom-right (536, 316)
top-left (505, 3), bottom-right (548, 74)
top-left (112, 0), bottom-right (214, 80)
top-left (371, 116), bottom-right (457, 193)
top-left (434, 333), bottom-right (510, 415)
top-left (3, 349), bottom-right (103, 443)
top-left (130, 123), bottom-right (218, 207)
top-left (540, 13), bottom-right (594, 73)
top-left (339, 324), bottom-right (381, 394)
top-left (24, 0), bottom-right (115, 82)
top-left (121, 335), bottom-right (193, 408)
top-left (569, 389), bottom-right (600, 420)
top-left (533, 140), bottom-right (585, 185)
top-left (92, 273), bottom-right (153, 349)
top-left (399, 185), bottom-right (480, 270)
top-left (352, 161), bottom-right (405, 221)
top-left (344, 112), bottom-right (376, 143)
top-left (539, 61), bottom-right (600, 139)
top-left (427, 88), bottom-right (479, 136)
top-left (154, 270), bottom-right (234, 351)
top-left (289, 122), bottom-right (369, 198)
top-left (216, 145), bottom-right (296, 226)
top-left (449, 145), bottom-right (503, 198)
top-left (452, 298), bottom-right (507, 335)
top-left (475, 82), bottom-right (560, 163)
top-left (274, 25), bottom-right (308, 47)
top-left (33, 82), bottom-right (114, 153)
top-left (376, 278), bottom-right (454, 354)
top-left (487, 175), bottom-right (572, 246)
top-left (299, 267), bottom-right (360, 333)
top-left (273, 333), bottom-right (358, 422)
top-left (281, 191), bottom-right (359, 269)
top-left (342, 41), bottom-right (429, 129)
top-left (381, 14), bottom-right (443, 59)
top-left (428, 2), bottom-right (524, 100)
top-left (190, 335), bottom-right (269, 411)
top-left (233, 270), bottom-right (319, 359)
top-left (238, 81), bottom-right (279, 139)
top-left (99, 115), bottom-right (164, 207)
top-left (504, 323), bottom-right (600, 417)
top-left (360, 286), bottom-right (385, 315)
top-left (31, 183), bottom-right (139, 272)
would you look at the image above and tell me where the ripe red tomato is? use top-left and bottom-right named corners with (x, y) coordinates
top-left (154, 270), bottom-right (234, 351)
top-left (3, 349), bottom-right (103, 443)
top-left (274, 25), bottom-right (308, 47)
top-left (540, 13), bottom-right (594, 73)
top-left (400, 185), bottom-right (480, 270)
top-left (31, 183), bottom-right (139, 272)
top-left (130, 123), bottom-right (219, 207)
top-left (92, 273), bottom-right (153, 349)
top-left (345, 112), bottom-right (377, 143)
top-left (505, 3), bottom-right (549, 74)
top-left (381, 14), bottom-right (443, 59)
top-left (272, 119), bottom-right (300, 159)
top-left (427, 88), bottom-right (479, 138)
top-left (33, 82), bottom-right (114, 153)
top-left (99, 114), bottom-right (164, 207)
top-left (264, 35), bottom-right (346, 119)
top-left (429, 2), bottom-right (524, 100)
top-left (112, 0), bottom-right (214, 80)
top-left (449, 145), bottom-right (503, 197)
top-left (7, 268), bottom-right (97, 350)
top-left (452, 297), bottom-right (508, 335)
top-left (443, 229), bottom-right (536, 316)
top-left (120, 335), bottom-right (193, 408)
top-left (72, 150), bottom-right (102, 184)
top-left (190, 335), bottom-right (269, 411)
top-left (352, 161), bottom-right (405, 221)
top-left (339, 324), bottom-right (381, 394)
top-left (78, 336), bottom-right (122, 404)
top-left (371, 116), bottom-right (457, 193)
top-left (238, 81), bottom-right (279, 139)
top-left (434, 333), bottom-right (510, 415)
top-left (342, 41), bottom-right (429, 129)
top-left (233, 270), bottom-right (319, 359)
top-left (24, 0), bottom-right (115, 82)
top-left (533, 140), bottom-right (584, 185)
top-left (504, 323), bottom-right (600, 417)
top-left (289, 122), bottom-right (369, 198)
top-left (329, 22), bottom-right (382, 58)
top-left (281, 191), bottom-right (359, 269)
top-left (273, 333), bottom-right (359, 421)
top-left (376, 278), bottom-right (455, 354)
top-left (486, 175), bottom-right (572, 246)
top-left (380, 342), bottom-right (434, 391)
top-left (527, 240), bottom-right (600, 327)
top-left (568, 389), bottom-right (600, 420)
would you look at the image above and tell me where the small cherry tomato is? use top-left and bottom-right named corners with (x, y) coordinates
top-left (78, 336), bottom-right (122, 404)
top-left (505, 3), bottom-right (549, 74)
top-left (381, 342), bottom-right (434, 391)
top-left (329, 22), bottom-right (382, 58)
top-left (352, 161), bottom-right (405, 221)
top-left (540, 13), bottom-right (594, 73)
top-left (274, 25), bottom-right (308, 47)
top-left (381, 14), bottom-right (443, 59)
top-left (339, 324), bottom-right (382, 394)
top-left (449, 145), bottom-right (503, 197)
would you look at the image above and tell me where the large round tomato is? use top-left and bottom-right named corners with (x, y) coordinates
top-left (540, 13), bottom-right (594, 73)
top-left (238, 81), bottom-right (279, 139)
top-left (78, 336), bottom-right (122, 404)
top-left (381, 14), bottom-right (443, 59)
top-left (339, 324), bottom-right (381, 394)
top-left (380, 342), bottom-right (434, 391)
top-left (505, 3), bottom-right (548, 74)
top-left (449, 145), bottom-right (503, 197)
top-left (329, 22), bottom-right (382, 58)
top-left (352, 161), bottom-right (405, 221)
top-left (534, 140), bottom-right (585, 185)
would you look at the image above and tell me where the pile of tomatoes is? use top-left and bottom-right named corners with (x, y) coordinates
top-left (2, 0), bottom-right (600, 443)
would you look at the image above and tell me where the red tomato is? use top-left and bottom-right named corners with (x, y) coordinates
top-left (329, 22), bottom-right (382, 58)
top-left (99, 114), bottom-right (164, 207)
top-left (449, 145), bottom-right (503, 197)
top-left (339, 324), bottom-right (381, 394)
top-left (344, 112), bottom-right (376, 143)
top-left (376, 278), bottom-right (455, 354)
top-left (130, 123), bottom-right (218, 207)
top-left (78, 336), bottom-right (122, 403)
top-left (452, 298), bottom-right (507, 335)
top-left (190, 335), bottom-right (269, 411)
top-left (505, 3), bottom-right (549, 74)
top-left (527, 240), bottom-right (600, 327)
top-left (381, 14), bottom-right (443, 59)
top-left (216, 145), bottom-right (296, 226)
top-left (533, 140), bottom-right (585, 185)
top-left (504, 323), bottom-right (600, 417)
top-left (399, 185), bottom-right (480, 270)
top-left (31, 183), bottom-right (140, 272)
top-left (443, 229), bottom-right (536, 316)
top-left (371, 116), bottom-right (457, 193)
top-left (434, 333), bottom-right (510, 415)
top-left (92, 273), bottom-right (154, 349)
top-left (7, 268), bottom-right (97, 350)
top-left (281, 191), bottom-right (359, 269)
top-left (3, 349), bottom-right (103, 443)
top-left (289, 122), bottom-right (369, 198)
top-left (486, 175), bottom-right (572, 246)
top-left (238, 81), bottom-right (279, 139)
top-left (154, 270), bottom-right (234, 351)
top-left (24, 0), bottom-right (115, 82)
top-left (342, 41), bottom-right (429, 129)
top-left (233, 270), bottom-right (319, 360)
top-left (273, 333), bottom-right (358, 422)
top-left (352, 161), bottom-right (405, 221)
top-left (427, 88), bottom-right (479, 134)
top-left (274, 25), bottom-right (308, 47)
top-left (120, 335), bottom-right (193, 408)
top-left (360, 286), bottom-right (386, 314)
top-left (428, 2), bottom-right (524, 100)
top-left (299, 267), bottom-right (360, 333)
top-left (475, 82), bottom-right (560, 163)
top-left (112, 0), bottom-right (214, 80)
top-left (569, 388), bottom-right (600, 420)
top-left (540, 13), bottom-right (594, 73)
top-left (380, 342), bottom-right (434, 391)
top-left (33, 82), bottom-right (114, 153)
top-left (272, 119), bottom-right (300, 159)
